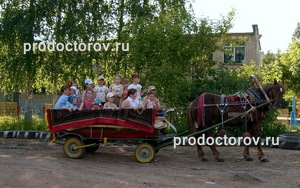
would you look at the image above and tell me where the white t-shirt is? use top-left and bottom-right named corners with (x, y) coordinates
top-left (110, 84), bottom-right (123, 95)
top-left (94, 85), bottom-right (108, 102)
top-left (124, 96), bottom-right (139, 108)
top-left (128, 84), bottom-right (142, 100)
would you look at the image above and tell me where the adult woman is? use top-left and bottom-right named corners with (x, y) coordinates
top-left (121, 88), bottom-right (141, 109)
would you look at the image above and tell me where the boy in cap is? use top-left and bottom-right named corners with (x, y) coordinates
top-left (143, 86), bottom-right (157, 103)
top-left (94, 75), bottom-right (108, 106)
top-left (92, 98), bottom-right (102, 110)
top-left (82, 78), bottom-right (94, 100)
top-left (103, 92), bottom-right (118, 110)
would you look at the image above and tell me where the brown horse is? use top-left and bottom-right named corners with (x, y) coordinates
top-left (187, 80), bottom-right (284, 162)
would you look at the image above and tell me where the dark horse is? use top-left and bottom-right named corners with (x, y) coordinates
top-left (187, 79), bottom-right (284, 162)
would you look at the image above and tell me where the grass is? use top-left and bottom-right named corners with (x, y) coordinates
top-left (0, 115), bottom-right (48, 131)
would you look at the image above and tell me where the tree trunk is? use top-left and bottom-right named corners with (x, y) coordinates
top-left (24, 0), bottom-right (35, 124)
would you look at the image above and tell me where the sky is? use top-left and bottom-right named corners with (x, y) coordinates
top-left (191, 0), bottom-right (299, 53)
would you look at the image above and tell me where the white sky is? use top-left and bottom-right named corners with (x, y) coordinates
top-left (191, 0), bottom-right (299, 53)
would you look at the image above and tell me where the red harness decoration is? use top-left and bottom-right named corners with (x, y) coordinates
top-left (226, 95), bottom-right (249, 117)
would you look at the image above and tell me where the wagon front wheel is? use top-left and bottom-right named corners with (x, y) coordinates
top-left (63, 137), bottom-right (86, 159)
top-left (135, 143), bottom-right (155, 163)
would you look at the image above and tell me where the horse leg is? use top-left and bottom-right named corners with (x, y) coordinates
top-left (197, 144), bottom-right (208, 162)
top-left (252, 123), bottom-right (268, 162)
top-left (209, 145), bottom-right (224, 162)
top-left (207, 131), bottom-right (224, 162)
top-left (243, 129), bottom-right (254, 161)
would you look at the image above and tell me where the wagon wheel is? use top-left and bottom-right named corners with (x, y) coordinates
top-left (63, 137), bottom-right (86, 159)
top-left (135, 143), bottom-right (155, 163)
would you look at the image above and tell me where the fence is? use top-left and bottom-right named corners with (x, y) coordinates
top-left (0, 92), bottom-right (56, 120)
top-left (0, 102), bottom-right (55, 120)
top-left (0, 92), bottom-right (57, 104)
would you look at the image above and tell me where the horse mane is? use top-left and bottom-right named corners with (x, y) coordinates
top-left (254, 83), bottom-right (274, 100)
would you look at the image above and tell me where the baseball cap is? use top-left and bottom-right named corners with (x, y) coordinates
top-left (93, 98), bottom-right (102, 105)
top-left (70, 86), bottom-right (77, 91)
top-left (98, 75), bottom-right (105, 80)
top-left (107, 92), bottom-right (114, 98)
top-left (84, 78), bottom-right (94, 84)
top-left (148, 86), bottom-right (156, 91)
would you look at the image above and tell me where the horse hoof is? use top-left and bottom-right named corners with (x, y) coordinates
top-left (202, 158), bottom-right (208, 162)
top-left (217, 158), bottom-right (225, 162)
top-left (246, 157), bottom-right (254, 161)
top-left (261, 158), bottom-right (269, 162)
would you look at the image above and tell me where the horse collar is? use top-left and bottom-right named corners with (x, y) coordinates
top-left (247, 88), bottom-right (264, 102)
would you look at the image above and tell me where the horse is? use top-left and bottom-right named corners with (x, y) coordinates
top-left (186, 79), bottom-right (284, 162)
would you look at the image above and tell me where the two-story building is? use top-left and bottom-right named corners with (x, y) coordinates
top-left (213, 24), bottom-right (262, 68)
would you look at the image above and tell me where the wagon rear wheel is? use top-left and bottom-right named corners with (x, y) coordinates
top-left (63, 137), bottom-right (86, 159)
top-left (135, 143), bottom-right (155, 163)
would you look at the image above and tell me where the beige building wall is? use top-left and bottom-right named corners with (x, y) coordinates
top-left (213, 25), bottom-right (262, 68)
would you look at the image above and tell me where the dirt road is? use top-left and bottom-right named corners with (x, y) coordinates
top-left (0, 139), bottom-right (299, 188)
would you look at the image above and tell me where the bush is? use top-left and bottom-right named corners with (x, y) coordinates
top-left (260, 109), bottom-right (287, 138)
top-left (0, 115), bottom-right (48, 131)
top-left (165, 107), bottom-right (288, 139)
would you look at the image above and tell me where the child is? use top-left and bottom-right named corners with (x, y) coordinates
top-left (92, 98), bottom-right (102, 110)
top-left (94, 75), bottom-right (108, 106)
top-left (128, 73), bottom-right (147, 102)
top-left (109, 74), bottom-right (123, 107)
top-left (66, 95), bottom-right (79, 110)
top-left (70, 86), bottom-right (76, 95)
top-left (103, 92), bottom-right (118, 110)
top-left (81, 78), bottom-right (94, 100)
top-left (119, 78), bottom-right (130, 108)
top-left (72, 81), bottom-right (81, 97)
top-left (144, 91), bottom-right (162, 110)
top-left (79, 88), bottom-right (94, 110)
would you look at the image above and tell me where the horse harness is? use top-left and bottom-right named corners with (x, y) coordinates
top-left (203, 87), bottom-right (266, 131)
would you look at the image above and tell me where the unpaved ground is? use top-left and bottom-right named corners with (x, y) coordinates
top-left (0, 139), bottom-right (299, 188)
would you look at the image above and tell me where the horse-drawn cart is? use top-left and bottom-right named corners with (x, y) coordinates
top-left (47, 108), bottom-right (178, 163)
top-left (47, 76), bottom-right (284, 163)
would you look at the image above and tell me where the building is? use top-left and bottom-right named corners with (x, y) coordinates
top-left (213, 24), bottom-right (262, 68)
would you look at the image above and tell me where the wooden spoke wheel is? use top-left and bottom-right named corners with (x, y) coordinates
top-left (63, 137), bottom-right (86, 159)
top-left (135, 143), bottom-right (155, 163)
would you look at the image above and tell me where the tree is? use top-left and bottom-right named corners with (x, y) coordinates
top-left (0, 0), bottom-right (236, 110)
top-left (293, 22), bottom-right (300, 40)
top-left (280, 38), bottom-right (300, 99)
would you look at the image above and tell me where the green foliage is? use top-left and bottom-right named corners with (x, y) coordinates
top-left (293, 22), bottom-right (300, 40)
top-left (280, 38), bottom-right (300, 100)
top-left (0, 116), bottom-right (48, 131)
top-left (167, 110), bottom-right (188, 134)
top-left (0, 0), bottom-right (233, 105)
top-left (0, 0), bottom-right (293, 136)
top-left (259, 109), bottom-right (287, 138)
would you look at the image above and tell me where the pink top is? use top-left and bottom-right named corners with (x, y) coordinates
top-left (82, 98), bottom-right (94, 109)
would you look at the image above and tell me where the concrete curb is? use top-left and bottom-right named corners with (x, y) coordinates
top-left (0, 130), bottom-right (51, 139)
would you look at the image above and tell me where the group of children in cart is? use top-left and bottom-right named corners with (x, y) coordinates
top-left (54, 73), bottom-right (163, 112)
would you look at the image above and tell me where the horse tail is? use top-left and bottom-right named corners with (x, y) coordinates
top-left (187, 101), bottom-right (195, 134)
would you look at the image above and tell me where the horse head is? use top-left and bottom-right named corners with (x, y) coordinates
top-left (267, 79), bottom-right (284, 109)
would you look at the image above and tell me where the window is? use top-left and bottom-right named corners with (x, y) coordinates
top-left (223, 46), bottom-right (245, 64)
